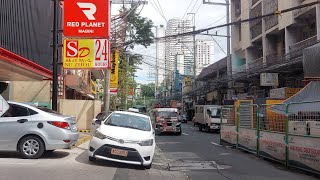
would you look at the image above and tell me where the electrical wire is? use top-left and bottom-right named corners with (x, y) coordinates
top-left (149, 0), bottom-right (167, 22)
top-left (182, 0), bottom-right (195, 19)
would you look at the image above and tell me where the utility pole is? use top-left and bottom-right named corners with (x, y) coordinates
top-left (52, 0), bottom-right (58, 111)
top-left (104, 1), bottom-right (112, 113)
top-left (155, 26), bottom-right (158, 100)
top-left (187, 12), bottom-right (196, 107)
top-left (203, 0), bottom-right (232, 99)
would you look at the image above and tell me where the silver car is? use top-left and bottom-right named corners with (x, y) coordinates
top-left (0, 100), bottom-right (79, 159)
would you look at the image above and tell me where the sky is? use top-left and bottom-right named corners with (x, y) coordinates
top-left (112, 0), bottom-right (228, 84)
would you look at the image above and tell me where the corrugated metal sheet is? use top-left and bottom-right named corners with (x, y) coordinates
top-left (239, 101), bottom-right (252, 128)
top-left (0, 0), bottom-right (62, 70)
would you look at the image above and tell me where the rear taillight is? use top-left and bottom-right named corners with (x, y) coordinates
top-left (48, 121), bottom-right (70, 130)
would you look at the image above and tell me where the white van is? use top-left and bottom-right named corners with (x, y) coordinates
top-left (193, 105), bottom-right (225, 132)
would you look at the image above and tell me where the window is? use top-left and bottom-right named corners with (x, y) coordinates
top-left (2, 104), bottom-right (30, 117)
top-left (29, 109), bottom-right (38, 115)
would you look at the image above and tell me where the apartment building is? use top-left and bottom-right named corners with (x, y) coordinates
top-left (231, 0), bottom-right (320, 97)
top-left (196, 40), bottom-right (212, 75)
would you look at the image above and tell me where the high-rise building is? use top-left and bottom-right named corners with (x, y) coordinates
top-left (156, 25), bottom-right (166, 85)
top-left (196, 40), bottom-right (212, 75)
top-left (165, 18), bottom-right (193, 77)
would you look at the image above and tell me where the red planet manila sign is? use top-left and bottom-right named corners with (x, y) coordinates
top-left (64, 0), bottom-right (109, 37)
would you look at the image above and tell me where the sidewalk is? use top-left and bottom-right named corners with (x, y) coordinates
top-left (73, 132), bottom-right (92, 148)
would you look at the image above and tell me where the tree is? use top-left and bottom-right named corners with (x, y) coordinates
top-left (123, 7), bottom-right (154, 50)
top-left (141, 83), bottom-right (155, 98)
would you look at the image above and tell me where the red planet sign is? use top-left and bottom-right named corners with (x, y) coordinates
top-left (64, 0), bottom-right (109, 37)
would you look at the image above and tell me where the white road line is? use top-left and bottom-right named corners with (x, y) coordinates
top-left (210, 142), bottom-right (222, 146)
top-left (182, 133), bottom-right (189, 136)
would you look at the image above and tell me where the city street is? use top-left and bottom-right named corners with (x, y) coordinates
top-left (0, 123), bottom-right (317, 180)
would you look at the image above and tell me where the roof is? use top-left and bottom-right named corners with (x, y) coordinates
top-left (0, 47), bottom-right (52, 81)
top-left (197, 57), bottom-right (227, 81)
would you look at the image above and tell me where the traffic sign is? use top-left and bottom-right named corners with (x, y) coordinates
top-left (63, 39), bottom-right (110, 69)
top-left (64, 0), bottom-right (109, 37)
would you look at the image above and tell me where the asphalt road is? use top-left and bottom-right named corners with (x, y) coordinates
top-left (0, 123), bottom-right (318, 180)
top-left (155, 122), bottom-right (318, 180)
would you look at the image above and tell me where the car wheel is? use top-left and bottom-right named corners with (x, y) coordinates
top-left (145, 162), bottom-right (152, 169)
top-left (18, 136), bottom-right (45, 159)
top-left (89, 156), bottom-right (96, 162)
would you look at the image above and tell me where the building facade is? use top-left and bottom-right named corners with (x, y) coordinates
top-left (196, 40), bottom-right (212, 75)
top-left (156, 25), bottom-right (166, 85)
top-left (231, 0), bottom-right (320, 98)
top-left (165, 19), bottom-right (193, 76)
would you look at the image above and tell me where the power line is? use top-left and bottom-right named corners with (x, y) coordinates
top-left (182, 0), bottom-right (195, 20)
top-left (155, 0), bottom-right (166, 20)
top-left (149, 0), bottom-right (167, 22)
top-left (129, 1), bottom-right (320, 43)
top-left (194, 1), bottom-right (202, 14)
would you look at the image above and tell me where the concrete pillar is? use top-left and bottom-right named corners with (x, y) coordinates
top-left (285, 27), bottom-right (296, 54)
top-left (317, 4), bottom-right (320, 41)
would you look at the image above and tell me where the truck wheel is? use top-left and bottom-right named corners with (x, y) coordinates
top-left (198, 124), bottom-right (203, 131)
top-left (205, 125), bottom-right (210, 133)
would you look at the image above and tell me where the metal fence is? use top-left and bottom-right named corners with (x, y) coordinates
top-left (220, 101), bottom-right (320, 175)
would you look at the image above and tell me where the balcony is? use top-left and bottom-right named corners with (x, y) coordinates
top-left (248, 57), bottom-right (263, 71)
top-left (266, 49), bottom-right (286, 67)
top-left (250, 2), bottom-right (262, 39)
top-left (289, 35), bottom-right (318, 58)
top-left (263, 0), bottom-right (278, 30)
top-left (293, 0), bottom-right (317, 17)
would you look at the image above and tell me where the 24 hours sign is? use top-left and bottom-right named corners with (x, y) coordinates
top-left (63, 39), bottom-right (110, 69)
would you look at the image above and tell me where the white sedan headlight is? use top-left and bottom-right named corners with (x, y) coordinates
top-left (94, 130), bottom-right (107, 140)
top-left (137, 139), bottom-right (153, 146)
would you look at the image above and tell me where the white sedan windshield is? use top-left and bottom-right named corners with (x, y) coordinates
top-left (105, 113), bottom-right (151, 131)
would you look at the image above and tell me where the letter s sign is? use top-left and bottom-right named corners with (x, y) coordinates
top-left (66, 40), bottom-right (78, 58)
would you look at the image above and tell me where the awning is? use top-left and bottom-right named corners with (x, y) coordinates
top-left (0, 48), bottom-right (52, 81)
top-left (270, 81), bottom-right (320, 115)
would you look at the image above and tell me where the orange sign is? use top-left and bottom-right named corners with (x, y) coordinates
top-left (64, 0), bottom-right (109, 37)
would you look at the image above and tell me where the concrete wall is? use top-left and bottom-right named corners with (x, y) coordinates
top-left (58, 99), bottom-right (101, 130)
top-left (241, 0), bottom-right (251, 49)
top-left (9, 81), bottom-right (50, 104)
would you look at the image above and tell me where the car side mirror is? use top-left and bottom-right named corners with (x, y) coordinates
top-left (95, 119), bottom-right (101, 125)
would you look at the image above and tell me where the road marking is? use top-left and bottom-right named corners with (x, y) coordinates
top-left (211, 142), bottom-right (222, 146)
top-left (219, 153), bottom-right (231, 156)
top-left (182, 133), bottom-right (189, 136)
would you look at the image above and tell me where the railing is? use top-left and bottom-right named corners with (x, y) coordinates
top-left (293, 0), bottom-right (316, 17)
top-left (248, 57), bottom-right (263, 70)
top-left (289, 36), bottom-right (318, 59)
top-left (266, 49), bottom-right (286, 67)
top-left (264, 0), bottom-right (278, 30)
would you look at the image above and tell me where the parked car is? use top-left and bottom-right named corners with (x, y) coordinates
top-left (0, 95), bottom-right (79, 159)
top-left (178, 114), bottom-right (187, 123)
top-left (88, 111), bottom-right (155, 169)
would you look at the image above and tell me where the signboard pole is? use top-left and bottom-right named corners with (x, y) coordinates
top-left (52, 0), bottom-right (58, 111)
top-left (104, 1), bottom-right (112, 113)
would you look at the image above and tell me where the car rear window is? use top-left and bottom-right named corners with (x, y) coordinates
top-left (37, 107), bottom-right (62, 115)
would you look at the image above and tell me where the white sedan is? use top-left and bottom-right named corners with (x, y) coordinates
top-left (88, 111), bottom-right (155, 169)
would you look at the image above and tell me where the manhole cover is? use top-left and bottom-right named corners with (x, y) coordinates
top-left (169, 161), bottom-right (232, 171)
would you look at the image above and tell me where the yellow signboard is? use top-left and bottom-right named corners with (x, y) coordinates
top-left (63, 39), bottom-right (110, 69)
top-left (110, 49), bottom-right (119, 89)
top-left (184, 76), bottom-right (192, 86)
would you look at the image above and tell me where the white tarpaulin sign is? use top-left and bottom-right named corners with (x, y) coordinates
top-left (0, 95), bottom-right (9, 117)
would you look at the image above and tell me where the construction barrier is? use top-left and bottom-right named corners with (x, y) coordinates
top-left (220, 101), bottom-right (320, 175)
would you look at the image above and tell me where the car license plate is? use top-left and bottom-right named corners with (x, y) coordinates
top-left (111, 148), bottom-right (128, 157)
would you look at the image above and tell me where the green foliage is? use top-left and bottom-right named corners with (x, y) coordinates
top-left (124, 7), bottom-right (154, 49)
top-left (141, 83), bottom-right (155, 98)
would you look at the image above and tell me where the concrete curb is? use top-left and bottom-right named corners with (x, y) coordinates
top-left (72, 135), bottom-right (92, 149)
